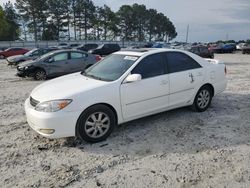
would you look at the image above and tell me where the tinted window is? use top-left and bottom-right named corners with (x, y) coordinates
top-left (191, 47), bottom-right (199, 54)
top-left (53, 53), bottom-right (68, 62)
top-left (166, 52), bottom-right (201, 73)
top-left (31, 50), bottom-right (39, 56)
top-left (131, 53), bottom-right (165, 79)
top-left (71, 52), bottom-right (86, 59)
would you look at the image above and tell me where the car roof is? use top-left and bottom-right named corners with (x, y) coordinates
top-left (115, 48), bottom-right (188, 57)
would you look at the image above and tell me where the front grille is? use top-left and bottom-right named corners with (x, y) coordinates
top-left (30, 96), bottom-right (39, 107)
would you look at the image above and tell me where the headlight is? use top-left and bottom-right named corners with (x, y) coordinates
top-left (24, 66), bottom-right (29, 70)
top-left (35, 99), bottom-right (72, 112)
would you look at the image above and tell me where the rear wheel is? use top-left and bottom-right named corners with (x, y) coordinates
top-left (0, 55), bottom-right (5, 59)
top-left (34, 70), bottom-right (46, 80)
top-left (192, 86), bottom-right (212, 112)
top-left (76, 105), bottom-right (116, 143)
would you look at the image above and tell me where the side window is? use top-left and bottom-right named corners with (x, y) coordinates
top-left (166, 52), bottom-right (201, 73)
top-left (31, 50), bottom-right (39, 56)
top-left (53, 53), bottom-right (68, 62)
top-left (131, 53), bottom-right (165, 79)
top-left (71, 52), bottom-right (86, 59)
top-left (200, 47), bottom-right (209, 53)
top-left (191, 47), bottom-right (199, 54)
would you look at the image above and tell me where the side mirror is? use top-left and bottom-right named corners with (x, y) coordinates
top-left (48, 57), bottom-right (54, 63)
top-left (124, 74), bottom-right (142, 83)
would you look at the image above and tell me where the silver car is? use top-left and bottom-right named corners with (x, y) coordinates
top-left (16, 49), bottom-right (99, 80)
top-left (7, 47), bottom-right (59, 66)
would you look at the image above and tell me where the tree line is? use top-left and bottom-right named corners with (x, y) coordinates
top-left (0, 0), bottom-right (177, 42)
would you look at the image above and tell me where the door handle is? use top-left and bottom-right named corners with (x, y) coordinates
top-left (189, 73), bottom-right (194, 83)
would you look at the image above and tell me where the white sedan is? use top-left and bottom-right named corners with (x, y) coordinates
top-left (25, 49), bottom-right (227, 142)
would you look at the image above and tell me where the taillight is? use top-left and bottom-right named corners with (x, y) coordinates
top-left (224, 66), bottom-right (227, 75)
top-left (95, 55), bottom-right (102, 61)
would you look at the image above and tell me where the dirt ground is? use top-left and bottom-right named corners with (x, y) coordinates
top-left (0, 53), bottom-right (250, 188)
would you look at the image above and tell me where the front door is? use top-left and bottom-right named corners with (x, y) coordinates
top-left (120, 53), bottom-right (169, 121)
top-left (48, 52), bottom-right (69, 76)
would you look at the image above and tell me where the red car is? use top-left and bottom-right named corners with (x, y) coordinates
top-left (0, 48), bottom-right (29, 59)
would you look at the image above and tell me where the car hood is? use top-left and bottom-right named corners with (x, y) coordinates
top-left (7, 55), bottom-right (25, 61)
top-left (18, 59), bottom-right (36, 67)
top-left (31, 73), bottom-right (108, 102)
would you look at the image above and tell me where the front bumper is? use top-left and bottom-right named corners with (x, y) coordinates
top-left (25, 98), bottom-right (81, 138)
top-left (16, 66), bottom-right (35, 77)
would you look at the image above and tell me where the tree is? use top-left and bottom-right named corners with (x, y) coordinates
top-left (15, 0), bottom-right (47, 41)
top-left (117, 5), bottom-right (135, 41)
top-left (4, 1), bottom-right (20, 40)
top-left (131, 4), bottom-right (147, 41)
top-left (0, 6), bottom-right (10, 41)
top-left (74, 0), bottom-right (95, 40)
top-left (47, 0), bottom-right (70, 40)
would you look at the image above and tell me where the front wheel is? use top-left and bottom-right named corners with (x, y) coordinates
top-left (192, 86), bottom-right (212, 112)
top-left (76, 105), bottom-right (116, 143)
top-left (34, 70), bottom-right (47, 80)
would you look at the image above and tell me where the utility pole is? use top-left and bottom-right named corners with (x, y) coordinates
top-left (186, 24), bottom-right (189, 43)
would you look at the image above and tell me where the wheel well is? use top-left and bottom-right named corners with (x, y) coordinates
top-left (34, 67), bottom-right (46, 73)
top-left (201, 83), bottom-right (214, 97)
top-left (85, 64), bottom-right (93, 69)
top-left (75, 103), bottom-right (118, 136)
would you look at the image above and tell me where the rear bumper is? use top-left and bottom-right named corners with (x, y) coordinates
top-left (214, 80), bottom-right (227, 95)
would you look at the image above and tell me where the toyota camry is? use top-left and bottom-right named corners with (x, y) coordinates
top-left (25, 49), bottom-right (227, 143)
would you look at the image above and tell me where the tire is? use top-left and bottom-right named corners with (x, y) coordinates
top-left (34, 69), bottom-right (47, 80)
top-left (0, 55), bottom-right (5, 59)
top-left (76, 104), bottom-right (116, 143)
top-left (191, 86), bottom-right (212, 112)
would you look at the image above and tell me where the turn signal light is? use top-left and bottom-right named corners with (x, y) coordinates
top-left (39, 129), bottom-right (55, 134)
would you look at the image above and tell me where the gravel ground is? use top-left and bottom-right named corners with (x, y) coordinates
top-left (0, 53), bottom-right (250, 188)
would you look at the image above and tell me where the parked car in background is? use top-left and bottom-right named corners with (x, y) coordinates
top-left (222, 43), bottom-right (236, 53)
top-left (76, 43), bottom-right (98, 52)
top-left (0, 48), bottom-right (29, 59)
top-left (68, 43), bottom-right (81, 48)
top-left (16, 49), bottom-right (99, 80)
top-left (236, 43), bottom-right (246, 51)
top-left (242, 44), bottom-right (250, 54)
top-left (209, 44), bottom-right (223, 53)
top-left (24, 48), bottom-right (227, 143)
top-left (7, 47), bottom-right (59, 66)
top-left (189, 45), bottom-right (214, 58)
top-left (89, 43), bottom-right (120, 56)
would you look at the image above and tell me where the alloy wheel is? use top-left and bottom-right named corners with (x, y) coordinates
top-left (197, 89), bottom-right (210, 109)
top-left (84, 112), bottom-right (110, 138)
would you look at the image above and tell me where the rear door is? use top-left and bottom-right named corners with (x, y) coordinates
top-left (69, 51), bottom-right (89, 72)
top-left (47, 52), bottom-right (70, 76)
top-left (166, 52), bottom-right (205, 107)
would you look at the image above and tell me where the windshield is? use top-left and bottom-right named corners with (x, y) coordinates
top-left (24, 49), bottom-right (37, 56)
top-left (36, 51), bottom-right (56, 61)
top-left (82, 54), bottom-right (138, 81)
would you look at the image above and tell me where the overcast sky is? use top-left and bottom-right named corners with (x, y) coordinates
top-left (1, 0), bottom-right (250, 42)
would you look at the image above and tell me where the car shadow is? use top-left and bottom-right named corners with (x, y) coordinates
top-left (33, 92), bottom-right (250, 158)
top-left (75, 92), bottom-right (250, 157)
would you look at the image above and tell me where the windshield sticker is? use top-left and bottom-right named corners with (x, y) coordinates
top-left (124, 56), bottom-right (138, 61)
